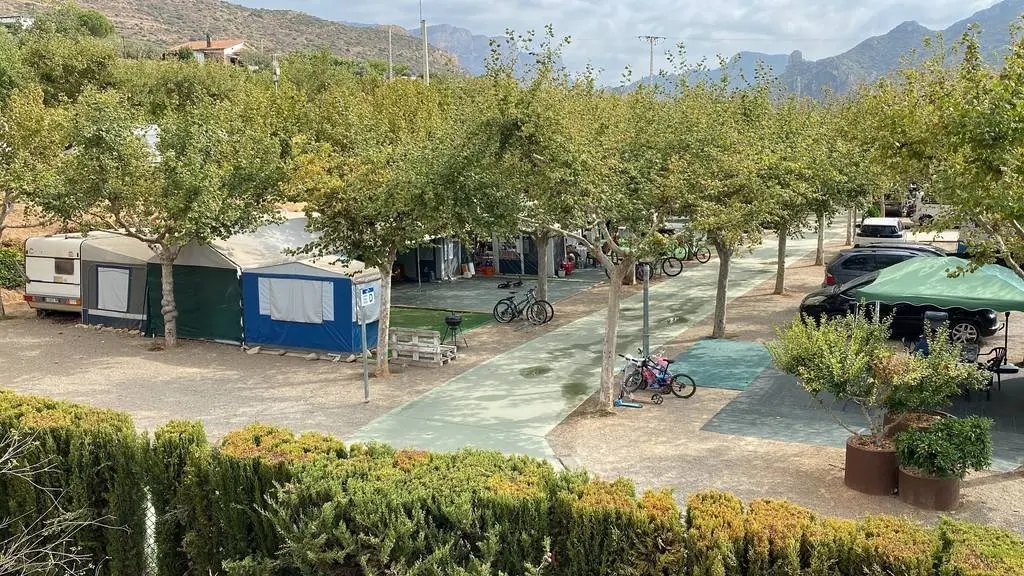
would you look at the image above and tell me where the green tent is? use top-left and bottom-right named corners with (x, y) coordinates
top-left (856, 257), bottom-right (1024, 312)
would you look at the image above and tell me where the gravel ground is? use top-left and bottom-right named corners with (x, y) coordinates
top-left (0, 277), bottom-right (636, 441)
top-left (550, 242), bottom-right (1024, 535)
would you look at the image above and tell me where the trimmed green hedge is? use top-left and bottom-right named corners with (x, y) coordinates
top-left (0, 390), bottom-right (147, 576)
top-left (2, 390), bottom-right (1023, 576)
top-left (939, 518), bottom-right (1024, 576)
top-left (0, 245), bottom-right (23, 290)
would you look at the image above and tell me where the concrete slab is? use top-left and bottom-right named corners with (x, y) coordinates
top-left (354, 225), bottom-right (847, 459)
top-left (704, 369), bottom-right (1024, 472)
top-left (391, 270), bottom-right (605, 314)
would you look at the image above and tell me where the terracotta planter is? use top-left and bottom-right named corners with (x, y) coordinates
top-left (898, 467), bottom-right (961, 511)
top-left (883, 410), bottom-right (953, 438)
top-left (844, 436), bottom-right (898, 496)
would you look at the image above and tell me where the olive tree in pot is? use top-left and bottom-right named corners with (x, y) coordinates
top-left (883, 324), bottom-right (990, 437)
top-left (770, 312), bottom-right (903, 496)
top-left (895, 416), bottom-right (993, 511)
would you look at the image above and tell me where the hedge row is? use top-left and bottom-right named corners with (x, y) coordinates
top-left (1, 390), bottom-right (1022, 576)
top-left (0, 390), bottom-right (148, 576)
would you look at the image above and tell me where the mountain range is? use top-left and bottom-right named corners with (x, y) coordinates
top-left (0, 0), bottom-right (461, 74)
top-left (628, 0), bottom-right (1024, 96)
top-left (3, 0), bottom-right (1023, 94)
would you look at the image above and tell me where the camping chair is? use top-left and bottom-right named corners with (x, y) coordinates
top-left (972, 347), bottom-right (1016, 401)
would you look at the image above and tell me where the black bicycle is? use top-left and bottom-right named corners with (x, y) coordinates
top-left (493, 287), bottom-right (553, 325)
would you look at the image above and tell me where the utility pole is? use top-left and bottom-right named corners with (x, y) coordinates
top-left (388, 26), bottom-right (394, 81)
top-left (420, 0), bottom-right (430, 84)
top-left (638, 35), bottom-right (666, 80)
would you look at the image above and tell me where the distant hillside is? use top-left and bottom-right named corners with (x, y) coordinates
top-left (781, 0), bottom-right (1024, 96)
top-left (616, 51), bottom-right (790, 93)
top-left (408, 24), bottom-right (554, 77)
top-left (0, 0), bottom-right (462, 74)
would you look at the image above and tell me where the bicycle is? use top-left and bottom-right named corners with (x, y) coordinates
top-left (618, 348), bottom-right (697, 404)
top-left (493, 287), bottom-right (553, 325)
top-left (679, 235), bottom-right (712, 264)
top-left (639, 254), bottom-right (684, 278)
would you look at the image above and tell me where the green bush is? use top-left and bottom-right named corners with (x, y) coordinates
top-left (150, 420), bottom-right (208, 576)
top-left (0, 390), bottom-right (148, 576)
top-left (939, 518), bottom-right (1024, 576)
top-left (885, 325), bottom-right (989, 417)
top-left (0, 245), bottom-right (24, 290)
top-left (686, 490), bottom-right (746, 576)
top-left (896, 416), bottom-right (993, 479)
top-left (857, 515), bottom-right (940, 576)
top-left (552, 477), bottom-right (685, 575)
top-left (745, 499), bottom-right (814, 576)
top-left (806, 517), bottom-right (863, 576)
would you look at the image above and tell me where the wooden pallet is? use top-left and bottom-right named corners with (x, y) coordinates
top-left (389, 328), bottom-right (457, 367)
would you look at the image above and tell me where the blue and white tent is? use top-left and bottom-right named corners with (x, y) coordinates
top-left (241, 256), bottom-right (382, 354)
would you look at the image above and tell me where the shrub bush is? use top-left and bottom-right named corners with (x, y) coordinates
top-left (805, 517), bottom-right (863, 576)
top-left (857, 515), bottom-right (940, 576)
top-left (150, 420), bottom-right (208, 576)
top-left (686, 490), bottom-right (746, 576)
top-left (0, 245), bottom-right (24, 290)
top-left (745, 499), bottom-right (815, 576)
top-left (0, 390), bottom-right (147, 576)
top-left (896, 416), bottom-right (993, 479)
top-left (938, 518), bottom-right (1024, 576)
top-left (552, 477), bottom-right (686, 575)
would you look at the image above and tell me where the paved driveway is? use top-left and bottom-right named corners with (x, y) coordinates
top-left (354, 227), bottom-right (845, 460)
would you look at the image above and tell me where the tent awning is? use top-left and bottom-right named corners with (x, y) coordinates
top-left (856, 256), bottom-right (1024, 313)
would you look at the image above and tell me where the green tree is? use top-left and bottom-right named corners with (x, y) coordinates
top-left (664, 81), bottom-right (776, 338)
top-left (48, 87), bottom-right (286, 345)
top-left (0, 30), bottom-right (29, 104)
top-left (33, 2), bottom-right (114, 39)
top-left (0, 86), bottom-right (67, 319)
top-left (295, 77), bottom-right (464, 376)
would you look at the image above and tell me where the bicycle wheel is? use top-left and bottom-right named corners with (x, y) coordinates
top-left (622, 368), bottom-right (644, 393)
top-left (493, 300), bottom-right (516, 323)
top-left (661, 257), bottom-right (684, 277)
top-left (669, 373), bottom-right (697, 398)
top-left (537, 299), bottom-right (555, 323)
top-left (526, 301), bottom-right (549, 325)
top-left (694, 245), bottom-right (712, 264)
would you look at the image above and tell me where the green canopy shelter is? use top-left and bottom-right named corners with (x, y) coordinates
top-left (857, 256), bottom-right (1024, 350)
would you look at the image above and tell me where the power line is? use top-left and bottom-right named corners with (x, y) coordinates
top-left (638, 35), bottom-right (666, 78)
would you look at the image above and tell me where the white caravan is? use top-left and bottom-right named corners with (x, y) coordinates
top-left (24, 233), bottom-right (111, 313)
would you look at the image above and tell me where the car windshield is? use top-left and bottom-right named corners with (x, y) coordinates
top-left (859, 225), bottom-right (900, 238)
top-left (838, 272), bottom-right (879, 295)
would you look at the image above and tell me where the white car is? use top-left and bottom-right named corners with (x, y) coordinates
top-left (854, 217), bottom-right (907, 247)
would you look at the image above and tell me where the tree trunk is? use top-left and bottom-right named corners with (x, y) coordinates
top-left (774, 224), bottom-right (788, 295)
top-left (534, 231), bottom-right (551, 302)
top-left (815, 211), bottom-right (826, 266)
top-left (599, 258), bottom-right (629, 413)
top-left (0, 294), bottom-right (6, 320)
top-left (845, 208), bottom-right (853, 246)
top-left (158, 247), bottom-right (180, 347)
top-left (879, 194), bottom-right (886, 217)
top-left (376, 252), bottom-right (396, 378)
top-left (711, 238), bottom-right (732, 339)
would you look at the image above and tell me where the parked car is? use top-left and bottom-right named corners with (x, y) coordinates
top-left (855, 217), bottom-right (907, 247)
top-left (851, 243), bottom-right (947, 257)
top-left (800, 273), bottom-right (1001, 343)
top-left (823, 247), bottom-right (940, 287)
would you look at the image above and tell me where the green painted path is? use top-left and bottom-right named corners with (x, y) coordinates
top-left (353, 227), bottom-right (845, 461)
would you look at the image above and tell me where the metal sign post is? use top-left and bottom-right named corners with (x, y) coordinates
top-left (357, 285), bottom-right (375, 403)
top-left (642, 263), bottom-right (650, 357)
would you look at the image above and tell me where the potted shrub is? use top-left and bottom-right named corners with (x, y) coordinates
top-left (770, 312), bottom-right (904, 495)
top-left (883, 324), bottom-right (989, 436)
top-left (895, 416), bottom-right (993, 511)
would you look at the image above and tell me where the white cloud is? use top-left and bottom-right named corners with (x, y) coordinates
top-left (237, 0), bottom-right (1002, 82)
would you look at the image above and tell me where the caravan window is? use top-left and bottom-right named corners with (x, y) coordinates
top-left (54, 258), bottom-right (75, 276)
top-left (258, 277), bottom-right (335, 324)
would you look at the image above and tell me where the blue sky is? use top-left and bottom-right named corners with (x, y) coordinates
top-left (237, 0), bottom-right (998, 82)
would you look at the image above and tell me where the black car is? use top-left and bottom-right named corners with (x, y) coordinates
top-left (800, 272), bottom-right (1001, 343)
top-left (824, 248), bottom-right (939, 287)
